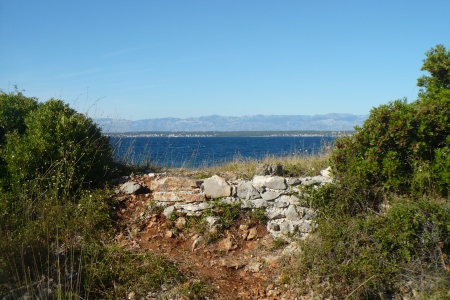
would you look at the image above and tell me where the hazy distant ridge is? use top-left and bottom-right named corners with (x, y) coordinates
top-left (97, 114), bottom-right (367, 132)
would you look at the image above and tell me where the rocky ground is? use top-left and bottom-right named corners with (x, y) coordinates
top-left (113, 169), bottom-right (333, 300)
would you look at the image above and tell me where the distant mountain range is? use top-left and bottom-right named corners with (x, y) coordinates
top-left (96, 114), bottom-right (368, 132)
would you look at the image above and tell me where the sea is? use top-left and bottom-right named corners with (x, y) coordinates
top-left (110, 136), bottom-right (335, 168)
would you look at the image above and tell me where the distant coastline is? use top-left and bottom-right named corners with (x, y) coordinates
top-left (106, 130), bottom-right (354, 138)
top-left (96, 113), bottom-right (367, 132)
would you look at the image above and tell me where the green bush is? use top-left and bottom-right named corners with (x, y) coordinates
top-left (0, 89), bottom-right (38, 145)
top-left (332, 44), bottom-right (450, 200)
top-left (293, 196), bottom-right (450, 298)
top-left (0, 90), bottom-right (38, 180)
top-left (2, 98), bottom-right (113, 193)
top-left (292, 45), bottom-right (450, 298)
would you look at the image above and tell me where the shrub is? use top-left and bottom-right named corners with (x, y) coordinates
top-left (293, 196), bottom-right (450, 298)
top-left (2, 98), bottom-right (113, 193)
top-left (0, 89), bottom-right (38, 145)
top-left (0, 90), bottom-right (38, 180)
top-left (332, 45), bottom-right (450, 200)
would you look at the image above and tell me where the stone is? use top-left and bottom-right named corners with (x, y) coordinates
top-left (220, 197), bottom-right (240, 205)
top-left (273, 201), bottom-right (289, 208)
top-left (165, 230), bottom-right (174, 238)
top-left (152, 191), bottom-right (206, 203)
top-left (279, 221), bottom-right (297, 234)
top-left (286, 177), bottom-right (301, 186)
top-left (175, 202), bottom-right (209, 214)
top-left (239, 224), bottom-right (248, 231)
top-left (206, 216), bottom-right (220, 228)
top-left (163, 205), bottom-right (175, 217)
top-left (268, 222), bottom-right (280, 231)
top-left (246, 261), bottom-right (262, 272)
top-left (261, 190), bottom-right (282, 201)
top-left (175, 217), bottom-right (186, 230)
top-left (247, 227), bottom-right (258, 240)
top-left (237, 181), bottom-right (261, 200)
top-left (285, 205), bottom-right (303, 221)
top-left (119, 181), bottom-right (143, 194)
top-left (265, 208), bottom-right (285, 220)
top-left (249, 199), bottom-right (269, 208)
top-left (240, 200), bottom-right (252, 208)
top-left (297, 220), bottom-right (315, 232)
top-left (287, 195), bottom-right (300, 205)
top-left (151, 177), bottom-right (202, 192)
top-left (218, 236), bottom-right (234, 251)
top-left (300, 175), bottom-right (333, 186)
top-left (302, 208), bottom-right (317, 220)
top-left (255, 163), bottom-right (283, 176)
top-left (320, 166), bottom-right (332, 178)
top-left (218, 258), bottom-right (245, 269)
top-left (201, 175), bottom-right (232, 199)
top-left (192, 236), bottom-right (205, 251)
top-left (252, 175), bottom-right (286, 190)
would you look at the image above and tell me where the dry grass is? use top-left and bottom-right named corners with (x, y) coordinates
top-left (168, 145), bottom-right (332, 180)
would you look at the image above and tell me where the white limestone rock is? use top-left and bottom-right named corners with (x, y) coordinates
top-left (202, 175), bottom-right (232, 199)
top-left (261, 190), bottom-right (282, 201)
top-left (252, 175), bottom-right (287, 190)
top-left (285, 205), bottom-right (303, 221)
top-left (119, 181), bottom-right (143, 195)
top-left (237, 181), bottom-right (261, 200)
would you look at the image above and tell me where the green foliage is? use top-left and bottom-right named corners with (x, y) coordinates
top-left (82, 245), bottom-right (185, 299)
top-left (417, 44), bottom-right (450, 93)
top-left (334, 99), bottom-right (417, 194)
top-left (0, 90), bottom-right (38, 179)
top-left (2, 99), bottom-right (113, 193)
top-left (0, 89), bottom-right (38, 145)
top-left (292, 196), bottom-right (450, 298)
top-left (292, 45), bottom-right (450, 298)
top-left (0, 92), bottom-right (199, 299)
top-left (332, 45), bottom-right (450, 200)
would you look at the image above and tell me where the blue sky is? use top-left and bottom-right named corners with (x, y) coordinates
top-left (1, 1), bottom-right (449, 120)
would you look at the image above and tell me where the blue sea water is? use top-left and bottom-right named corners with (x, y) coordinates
top-left (111, 136), bottom-right (335, 168)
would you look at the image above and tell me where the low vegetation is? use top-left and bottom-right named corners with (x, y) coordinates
top-left (281, 45), bottom-right (450, 298)
top-left (1, 44), bottom-right (449, 299)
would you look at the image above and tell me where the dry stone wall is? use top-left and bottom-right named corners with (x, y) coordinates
top-left (119, 169), bottom-right (333, 240)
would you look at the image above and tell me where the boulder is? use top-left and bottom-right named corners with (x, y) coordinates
top-left (237, 181), bottom-right (261, 200)
top-left (119, 181), bottom-right (143, 194)
top-left (249, 199), bottom-right (269, 208)
top-left (150, 177), bottom-right (202, 192)
top-left (252, 175), bottom-right (286, 190)
top-left (261, 190), bottom-right (282, 201)
top-left (202, 175), bottom-right (232, 199)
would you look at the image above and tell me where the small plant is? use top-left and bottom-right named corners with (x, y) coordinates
top-left (178, 279), bottom-right (214, 300)
top-left (272, 237), bottom-right (289, 249)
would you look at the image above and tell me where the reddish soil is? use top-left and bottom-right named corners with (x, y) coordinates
top-left (113, 175), bottom-right (300, 300)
